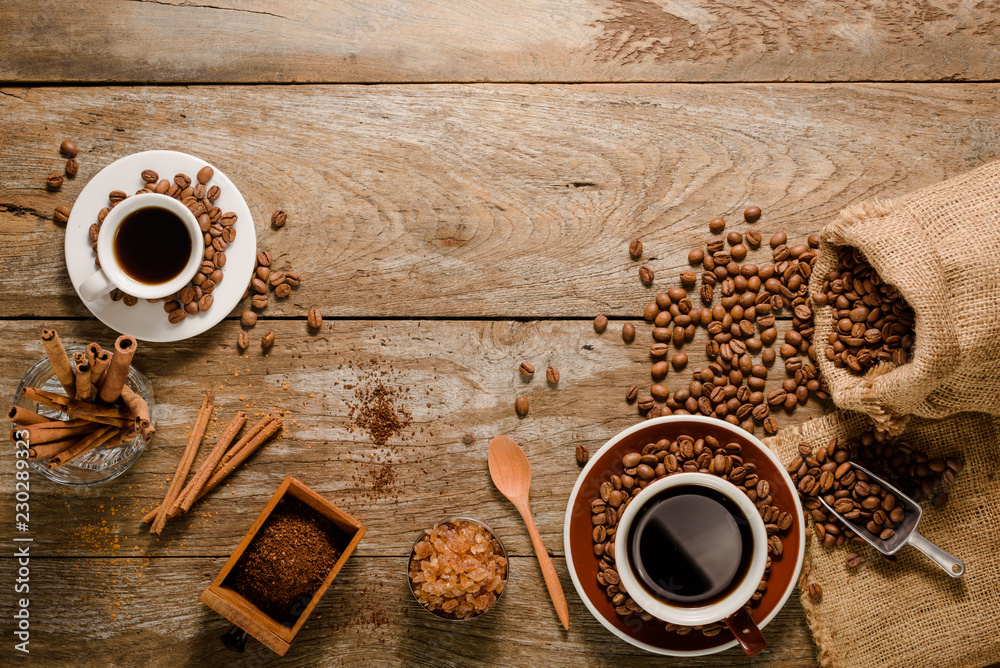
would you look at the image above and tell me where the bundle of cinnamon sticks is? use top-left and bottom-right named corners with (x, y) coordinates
top-left (8, 330), bottom-right (153, 468)
top-left (142, 393), bottom-right (283, 534)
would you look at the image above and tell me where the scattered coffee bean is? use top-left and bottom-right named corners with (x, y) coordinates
top-left (744, 206), bottom-right (761, 223)
top-left (808, 582), bottom-right (823, 601)
top-left (237, 330), bottom-right (250, 350)
top-left (60, 140), bottom-right (78, 158)
top-left (594, 315), bottom-right (608, 333)
top-left (275, 283), bottom-right (292, 298)
top-left (241, 310), bottom-right (257, 327)
top-left (308, 307), bottom-right (322, 329)
top-left (629, 239), bottom-right (643, 259)
top-left (251, 294), bottom-right (269, 309)
top-left (688, 248), bottom-right (705, 264)
top-left (845, 553), bottom-right (863, 569)
top-left (639, 265), bottom-right (654, 284)
top-left (261, 330), bottom-right (275, 351)
top-left (46, 173), bottom-right (64, 190)
top-left (515, 396), bottom-right (529, 417)
top-left (576, 445), bottom-right (590, 465)
top-left (65, 158), bottom-right (78, 177)
top-left (271, 210), bottom-right (287, 228)
top-left (671, 352), bottom-right (688, 370)
top-left (709, 217), bottom-right (726, 234)
top-left (53, 205), bottom-right (71, 223)
top-left (519, 362), bottom-right (535, 378)
top-left (625, 385), bottom-right (638, 402)
top-left (546, 366), bottom-right (560, 384)
top-left (622, 323), bottom-right (635, 343)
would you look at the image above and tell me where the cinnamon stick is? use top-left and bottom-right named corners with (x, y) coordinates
top-left (8, 405), bottom-right (49, 426)
top-left (187, 416), bottom-right (282, 508)
top-left (28, 437), bottom-right (82, 460)
top-left (41, 328), bottom-right (75, 397)
top-left (49, 425), bottom-right (118, 468)
top-left (175, 411), bottom-right (246, 513)
top-left (214, 414), bottom-right (273, 472)
top-left (90, 350), bottom-right (111, 386)
top-left (150, 392), bottom-right (214, 535)
top-left (97, 335), bottom-right (137, 404)
top-left (85, 342), bottom-right (101, 368)
top-left (120, 386), bottom-right (150, 429)
top-left (74, 362), bottom-right (93, 402)
top-left (22, 387), bottom-right (130, 425)
top-left (12, 421), bottom-right (98, 444)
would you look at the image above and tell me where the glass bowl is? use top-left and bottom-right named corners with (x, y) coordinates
top-left (406, 517), bottom-right (509, 621)
top-left (11, 346), bottom-right (153, 486)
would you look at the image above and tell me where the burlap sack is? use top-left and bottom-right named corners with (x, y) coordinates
top-left (765, 411), bottom-right (1000, 668)
top-left (814, 160), bottom-right (1000, 435)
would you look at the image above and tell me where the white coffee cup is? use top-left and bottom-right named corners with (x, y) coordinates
top-left (79, 193), bottom-right (203, 302)
top-left (615, 472), bottom-right (769, 656)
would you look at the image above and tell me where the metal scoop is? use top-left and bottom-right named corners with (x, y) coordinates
top-left (819, 462), bottom-right (964, 578)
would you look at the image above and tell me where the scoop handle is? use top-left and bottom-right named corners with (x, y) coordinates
top-left (908, 531), bottom-right (964, 577)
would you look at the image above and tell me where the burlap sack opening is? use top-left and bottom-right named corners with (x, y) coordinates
top-left (765, 411), bottom-right (1000, 668)
top-left (813, 160), bottom-right (1000, 435)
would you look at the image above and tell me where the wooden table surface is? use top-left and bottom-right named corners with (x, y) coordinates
top-left (1, 2), bottom-right (998, 667)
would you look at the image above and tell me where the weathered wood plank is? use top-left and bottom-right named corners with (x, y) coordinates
top-left (0, 318), bottom-right (825, 557)
top-left (0, 1), bottom-right (997, 83)
top-left (2, 84), bottom-right (998, 318)
top-left (0, 555), bottom-right (819, 667)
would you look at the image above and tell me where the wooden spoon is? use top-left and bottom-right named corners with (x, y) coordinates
top-left (488, 435), bottom-right (570, 630)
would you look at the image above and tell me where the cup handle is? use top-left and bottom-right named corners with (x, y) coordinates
top-left (724, 607), bottom-right (766, 657)
top-left (79, 268), bottom-right (114, 302)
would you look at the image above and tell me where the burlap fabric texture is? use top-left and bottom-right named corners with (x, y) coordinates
top-left (813, 160), bottom-right (1000, 435)
top-left (765, 411), bottom-right (1000, 668)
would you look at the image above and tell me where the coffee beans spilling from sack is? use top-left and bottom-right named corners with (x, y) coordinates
top-left (816, 246), bottom-right (916, 374)
top-left (786, 428), bottom-right (962, 558)
top-left (611, 210), bottom-right (831, 438)
top-left (591, 432), bottom-right (792, 637)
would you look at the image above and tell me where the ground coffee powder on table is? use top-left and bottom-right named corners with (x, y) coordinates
top-left (231, 497), bottom-right (345, 621)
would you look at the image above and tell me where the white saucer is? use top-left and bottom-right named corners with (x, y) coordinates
top-left (65, 150), bottom-right (256, 342)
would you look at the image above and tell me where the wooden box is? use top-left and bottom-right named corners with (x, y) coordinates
top-left (199, 475), bottom-right (366, 656)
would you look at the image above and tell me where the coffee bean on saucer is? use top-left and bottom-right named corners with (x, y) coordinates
top-left (515, 396), bottom-right (529, 417)
top-left (546, 366), bottom-right (559, 384)
top-left (261, 330), bottom-right (275, 351)
top-left (271, 210), bottom-right (287, 228)
top-left (60, 140), bottom-right (78, 158)
top-left (594, 315), bottom-right (608, 333)
top-left (141, 169), bottom-right (158, 184)
top-left (53, 205), bottom-right (71, 223)
top-left (629, 239), bottom-right (643, 259)
top-left (109, 190), bottom-right (127, 204)
top-left (198, 294), bottom-right (214, 311)
top-left (207, 185), bottom-right (221, 201)
top-left (65, 158), bottom-right (78, 177)
top-left (47, 173), bottom-right (64, 190)
top-left (174, 173), bottom-right (192, 188)
top-left (167, 308), bottom-right (187, 324)
top-left (519, 362), bottom-right (535, 378)
top-left (197, 166), bottom-right (214, 184)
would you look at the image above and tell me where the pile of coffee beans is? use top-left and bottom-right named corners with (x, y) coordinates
top-left (787, 429), bottom-right (962, 562)
top-left (613, 208), bottom-right (830, 438)
top-left (590, 432), bottom-right (792, 637)
top-left (817, 246), bottom-right (916, 374)
top-left (237, 249), bottom-right (306, 352)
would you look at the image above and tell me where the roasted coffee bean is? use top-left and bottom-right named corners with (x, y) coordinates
top-left (688, 248), bottom-right (704, 264)
top-left (194, 165), bottom-right (213, 184)
top-left (639, 265), bottom-right (654, 284)
top-left (594, 315), bottom-right (608, 332)
top-left (47, 173), bottom-right (64, 190)
top-left (671, 352), bottom-right (688, 370)
top-left (60, 140), bottom-right (78, 158)
top-left (709, 217), bottom-right (726, 234)
top-left (53, 205), bottom-right (71, 223)
top-left (241, 310), bottom-right (257, 327)
top-left (629, 239), bottom-right (643, 259)
top-left (173, 173), bottom-right (192, 189)
top-left (763, 417), bottom-right (778, 435)
top-left (625, 385), bottom-right (639, 402)
top-left (622, 322), bottom-right (635, 342)
top-left (845, 553), bottom-right (863, 568)
top-left (167, 307), bottom-right (187, 324)
top-left (65, 158), bottom-right (78, 177)
top-left (651, 361), bottom-right (668, 379)
top-left (576, 445), bottom-right (590, 464)
top-left (198, 294), bottom-right (214, 311)
top-left (637, 396), bottom-right (655, 411)
top-left (515, 396), bottom-right (529, 416)
top-left (251, 294), bottom-right (269, 309)
top-left (546, 366), bottom-right (560, 384)
top-left (274, 283), bottom-right (292, 298)
top-left (519, 362), bottom-right (535, 378)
